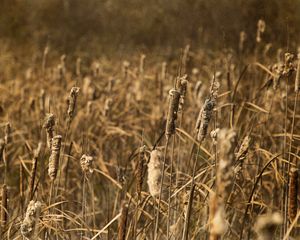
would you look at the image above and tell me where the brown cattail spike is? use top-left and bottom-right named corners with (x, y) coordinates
top-left (1, 184), bottom-right (7, 230)
top-left (67, 87), bottom-right (80, 121)
top-left (118, 201), bottom-right (128, 240)
top-left (0, 139), bottom-right (5, 163)
top-left (196, 98), bottom-right (215, 143)
top-left (48, 135), bottom-right (62, 181)
top-left (21, 200), bottom-right (42, 239)
top-left (165, 88), bottom-right (180, 138)
top-left (43, 113), bottom-right (55, 150)
top-left (288, 168), bottom-right (298, 222)
top-left (4, 122), bottom-right (11, 145)
top-left (295, 53), bottom-right (300, 93)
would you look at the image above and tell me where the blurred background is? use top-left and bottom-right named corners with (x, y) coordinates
top-left (0, 0), bottom-right (299, 55)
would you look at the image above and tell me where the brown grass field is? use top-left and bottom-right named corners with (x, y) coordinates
top-left (0, 2), bottom-right (300, 239)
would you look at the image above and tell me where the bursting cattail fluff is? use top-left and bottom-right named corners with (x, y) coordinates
top-left (43, 113), bottom-right (55, 150)
top-left (48, 135), bottom-right (62, 181)
top-left (196, 98), bottom-right (215, 143)
top-left (21, 201), bottom-right (41, 239)
top-left (216, 129), bottom-right (237, 201)
top-left (255, 212), bottom-right (282, 240)
top-left (147, 149), bottom-right (163, 197)
top-left (80, 154), bottom-right (94, 176)
top-left (67, 87), bottom-right (80, 120)
top-left (165, 88), bottom-right (180, 138)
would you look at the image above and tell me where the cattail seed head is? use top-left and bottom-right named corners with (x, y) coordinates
top-left (178, 75), bottom-right (188, 112)
top-left (283, 52), bottom-right (295, 76)
top-left (209, 193), bottom-right (227, 239)
top-left (255, 212), bottom-right (282, 240)
top-left (80, 154), bottom-right (94, 176)
top-left (0, 138), bottom-right (5, 163)
top-left (48, 135), bottom-right (62, 181)
top-left (165, 88), bottom-right (181, 138)
top-left (256, 19), bottom-right (266, 43)
top-left (147, 149), bottom-right (162, 197)
top-left (43, 113), bottom-right (55, 150)
top-left (1, 184), bottom-right (7, 229)
top-left (21, 200), bottom-right (41, 239)
top-left (295, 53), bottom-right (300, 92)
top-left (67, 87), bottom-right (80, 120)
top-left (239, 31), bottom-right (247, 52)
top-left (4, 122), bottom-right (11, 145)
top-left (196, 98), bottom-right (215, 142)
top-left (76, 57), bottom-right (81, 77)
top-left (288, 167), bottom-right (298, 222)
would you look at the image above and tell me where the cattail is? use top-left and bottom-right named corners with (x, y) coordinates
top-left (161, 62), bottom-right (167, 82)
top-left (165, 89), bottom-right (181, 138)
top-left (67, 87), bottom-right (80, 121)
top-left (239, 31), bottom-right (247, 52)
top-left (295, 53), bottom-right (300, 92)
top-left (118, 201), bottom-right (128, 240)
top-left (139, 54), bottom-right (146, 76)
top-left (196, 76), bottom-right (219, 142)
top-left (42, 45), bottom-right (49, 75)
top-left (255, 212), bottom-right (282, 240)
top-left (147, 149), bottom-right (163, 197)
top-left (178, 75), bottom-right (188, 112)
top-left (288, 168), bottom-right (298, 222)
top-left (210, 128), bottom-right (220, 145)
top-left (283, 52), bottom-right (295, 76)
top-left (182, 45), bottom-right (190, 74)
top-left (39, 89), bottom-right (46, 114)
top-left (0, 184), bottom-right (7, 230)
top-left (0, 138), bottom-right (5, 163)
top-left (43, 113), bottom-right (55, 150)
top-left (29, 143), bottom-right (42, 200)
top-left (103, 97), bottom-right (113, 117)
top-left (76, 57), bottom-right (81, 77)
top-left (4, 122), bottom-right (11, 145)
top-left (48, 135), bottom-right (62, 181)
top-left (256, 19), bottom-right (266, 43)
top-left (93, 62), bottom-right (100, 77)
top-left (209, 193), bottom-right (227, 240)
top-left (216, 129), bottom-right (237, 201)
top-left (195, 98), bottom-right (215, 143)
top-left (21, 200), bottom-right (42, 239)
top-left (136, 145), bottom-right (146, 197)
top-left (80, 154), bottom-right (94, 176)
top-left (122, 61), bottom-right (130, 79)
